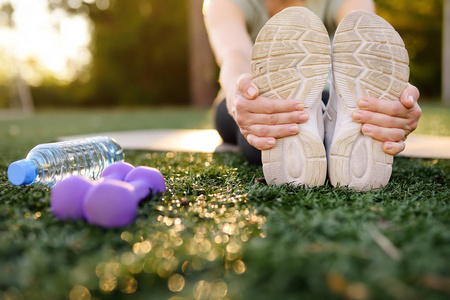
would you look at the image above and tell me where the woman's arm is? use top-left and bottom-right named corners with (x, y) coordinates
top-left (204, 0), bottom-right (307, 150)
top-left (203, 0), bottom-right (253, 113)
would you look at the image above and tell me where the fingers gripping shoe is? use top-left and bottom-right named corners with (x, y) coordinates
top-left (328, 10), bottom-right (410, 191)
top-left (251, 7), bottom-right (331, 187)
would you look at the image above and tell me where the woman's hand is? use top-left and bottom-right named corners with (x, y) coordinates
top-left (352, 84), bottom-right (422, 155)
top-left (232, 74), bottom-right (309, 150)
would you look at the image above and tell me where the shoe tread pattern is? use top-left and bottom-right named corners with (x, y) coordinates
top-left (251, 7), bottom-right (330, 186)
top-left (251, 7), bottom-right (331, 108)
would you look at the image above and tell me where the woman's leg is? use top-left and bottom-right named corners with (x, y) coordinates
top-left (214, 99), bottom-right (262, 164)
top-left (237, 132), bottom-right (262, 164)
top-left (214, 98), bottom-right (238, 145)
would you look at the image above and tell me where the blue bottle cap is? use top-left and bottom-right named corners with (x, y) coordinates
top-left (7, 159), bottom-right (38, 185)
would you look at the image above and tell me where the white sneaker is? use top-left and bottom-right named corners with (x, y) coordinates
top-left (327, 10), bottom-right (410, 191)
top-left (251, 7), bottom-right (331, 187)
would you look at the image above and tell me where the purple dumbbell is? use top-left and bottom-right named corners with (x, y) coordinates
top-left (50, 162), bottom-right (135, 220)
top-left (101, 161), bottom-right (136, 181)
top-left (51, 176), bottom-right (93, 220)
top-left (83, 166), bottom-right (165, 228)
top-left (124, 166), bottom-right (166, 197)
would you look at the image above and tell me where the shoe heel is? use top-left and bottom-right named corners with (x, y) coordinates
top-left (328, 126), bottom-right (393, 190)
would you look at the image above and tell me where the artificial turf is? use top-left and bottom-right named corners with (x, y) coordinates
top-left (0, 105), bottom-right (449, 300)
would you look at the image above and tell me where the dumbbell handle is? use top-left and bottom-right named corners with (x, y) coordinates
top-left (127, 180), bottom-right (150, 202)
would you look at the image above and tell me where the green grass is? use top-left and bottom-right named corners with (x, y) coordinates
top-left (0, 104), bottom-right (449, 300)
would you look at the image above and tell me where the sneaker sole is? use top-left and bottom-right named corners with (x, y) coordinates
top-left (330, 10), bottom-right (410, 191)
top-left (251, 7), bottom-right (330, 187)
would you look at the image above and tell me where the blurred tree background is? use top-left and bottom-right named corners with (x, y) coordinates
top-left (38, 0), bottom-right (191, 107)
top-left (375, 0), bottom-right (443, 99)
top-left (0, 0), bottom-right (444, 108)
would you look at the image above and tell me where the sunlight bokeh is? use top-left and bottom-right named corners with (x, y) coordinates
top-left (0, 0), bottom-right (92, 85)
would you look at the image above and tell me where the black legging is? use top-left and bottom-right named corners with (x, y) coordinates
top-left (214, 99), bottom-right (262, 164)
top-left (214, 91), bottom-right (329, 164)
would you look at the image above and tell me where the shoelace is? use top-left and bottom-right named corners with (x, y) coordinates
top-left (321, 102), bottom-right (333, 121)
top-left (322, 73), bottom-right (334, 121)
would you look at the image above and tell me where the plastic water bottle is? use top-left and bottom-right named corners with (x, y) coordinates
top-left (7, 136), bottom-right (124, 187)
